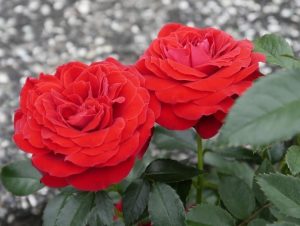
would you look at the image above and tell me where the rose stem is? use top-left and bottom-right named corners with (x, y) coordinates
top-left (196, 134), bottom-right (203, 204)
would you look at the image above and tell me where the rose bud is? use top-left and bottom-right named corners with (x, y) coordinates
top-left (136, 23), bottom-right (265, 139)
top-left (14, 58), bottom-right (155, 191)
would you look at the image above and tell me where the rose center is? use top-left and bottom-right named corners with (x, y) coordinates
top-left (165, 37), bottom-right (213, 67)
top-left (59, 97), bottom-right (113, 132)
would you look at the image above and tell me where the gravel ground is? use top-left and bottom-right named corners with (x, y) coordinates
top-left (0, 0), bottom-right (300, 225)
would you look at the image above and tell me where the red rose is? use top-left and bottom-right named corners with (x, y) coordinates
top-left (14, 58), bottom-right (155, 191)
top-left (136, 23), bottom-right (265, 138)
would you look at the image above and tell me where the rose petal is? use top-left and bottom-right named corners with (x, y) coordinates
top-left (13, 134), bottom-right (48, 154)
top-left (42, 139), bottom-right (80, 155)
top-left (155, 85), bottom-right (210, 104)
top-left (193, 81), bottom-right (252, 106)
top-left (232, 63), bottom-right (258, 83)
top-left (32, 153), bottom-right (87, 177)
top-left (137, 110), bottom-right (155, 157)
top-left (167, 59), bottom-right (207, 79)
top-left (103, 132), bottom-right (140, 167)
top-left (145, 75), bottom-right (178, 91)
top-left (71, 117), bottom-right (124, 147)
top-left (120, 117), bottom-right (139, 140)
top-left (54, 126), bottom-right (86, 138)
top-left (107, 71), bottom-right (127, 85)
top-left (173, 103), bottom-right (221, 120)
top-left (157, 104), bottom-right (197, 130)
top-left (148, 93), bottom-right (161, 119)
top-left (63, 81), bottom-right (89, 101)
top-left (41, 174), bottom-right (68, 188)
top-left (41, 128), bottom-right (76, 148)
top-left (159, 60), bottom-right (201, 81)
top-left (251, 52), bottom-right (266, 63)
top-left (114, 89), bottom-right (147, 120)
top-left (195, 116), bottom-right (222, 139)
top-left (158, 23), bottom-right (183, 37)
top-left (145, 57), bottom-right (169, 79)
top-left (20, 78), bottom-right (40, 113)
top-left (22, 121), bottom-right (45, 148)
top-left (55, 62), bottom-right (87, 87)
top-left (66, 146), bottom-right (119, 167)
top-left (81, 139), bottom-right (120, 156)
top-left (67, 157), bottom-right (135, 191)
top-left (82, 110), bottom-right (105, 132)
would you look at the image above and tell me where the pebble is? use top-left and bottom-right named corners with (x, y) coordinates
top-left (178, 1), bottom-right (190, 10)
top-left (40, 4), bottom-right (51, 16)
top-left (76, 0), bottom-right (91, 15)
top-left (0, 73), bottom-right (9, 83)
top-left (28, 1), bottom-right (40, 11)
top-left (28, 195), bottom-right (38, 207)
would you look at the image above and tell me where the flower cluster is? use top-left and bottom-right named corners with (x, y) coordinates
top-left (14, 23), bottom-right (265, 191)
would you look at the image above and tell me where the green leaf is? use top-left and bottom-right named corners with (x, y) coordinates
top-left (111, 220), bottom-right (126, 226)
top-left (1, 160), bottom-right (44, 196)
top-left (253, 159), bottom-right (275, 204)
top-left (214, 147), bottom-right (260, 161)
top-left (268, 143), bottom-right (286, 163)
top-left (186, 204), bottom-right (235, 226)
top-left (90, 218), bottom-right (125, 226)
top-left (270, 207), bottom-right (300, 225)
top-left (219, 176), bottom-right (256, 219)
top-left (254, 34), bottom-right (300, 69)
top-left (56, 192), bottom-right (94, 226)
top-left (60, 186), bottom-right (77, 194)
top-left (123, 179), bottom-right (150, 226)
top-left (248, 218), bottom-right (268, 226)
top-left (219, 69), bottom-right (300, 146)
top-left (257, 159), bottom-right (275, 174)
top-left (88, 215), bottom-right (102, 226)
top-left (286, 145), bottom-right (300, 175)
top-left (257, 173), bottom-right (300, 219)
top-left (267, 222), bottom-right (299, 226)
top-left (143, 159), bottom-right (199, 183)
top-left (89, 191), bottom-right (114, 226)
top-left (170, 180), bottom-right (192, 205)
top-left (204, 152), bottom-right (254, 187)
top-left (153, 127), bottom-right (196, 151)
top-left (148, 183), bottom-right (186, 226)
top-left (43, 193), bottom-right (70, 226)
top-left (126, 151), bottom-right (154, 181)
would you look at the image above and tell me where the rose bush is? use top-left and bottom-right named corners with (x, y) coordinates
top-left (13, 58), bottom-right (155, 191)
top-left (136, 23), bottom-right (265, 138)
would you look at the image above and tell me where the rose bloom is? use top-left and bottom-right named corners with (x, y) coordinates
top-left (14, 58), bottom-right (154, 191)
top-left (136, 23), bottom-right (265, 138)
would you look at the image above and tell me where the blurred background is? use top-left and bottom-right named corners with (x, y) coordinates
top-left (0, 0), bottom-right (299, 225)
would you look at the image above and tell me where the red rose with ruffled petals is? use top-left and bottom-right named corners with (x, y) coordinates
top-left (136, 23), bottom-right (265, 138)
top-left (13, 58), bottom-right (155, 191)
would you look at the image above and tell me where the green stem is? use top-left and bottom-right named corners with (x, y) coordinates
top-left (196, 135), bottom-right (204, 204)
top-left (237, 203), bottom-right (271, 226)
top-left (203, 181), bottom-right (218, 191)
